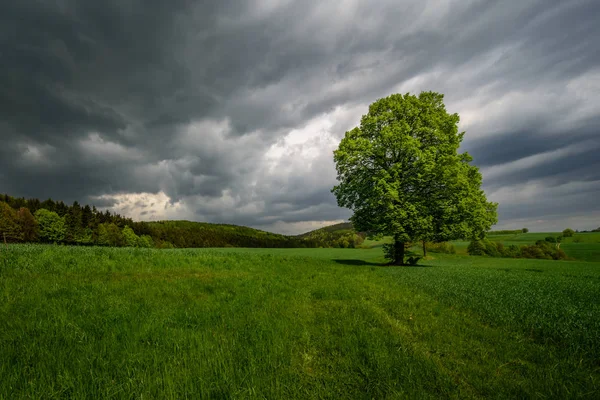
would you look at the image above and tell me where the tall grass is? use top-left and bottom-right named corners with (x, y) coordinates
top-left (1, 245), bottom-right (598, 398)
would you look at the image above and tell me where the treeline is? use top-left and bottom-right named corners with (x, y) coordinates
top-left (0, 194), bottom-right (343, 249)
top-left (487, 228), bottom-right (528, 235)
top-left (0, 194), bottom-right (142, 246)
top-left (141, 221), bottom-right (317, 248)
top-left (580, 227), bottom-right (600, 232)
top-left (296, 222), bottom-right (366, 248)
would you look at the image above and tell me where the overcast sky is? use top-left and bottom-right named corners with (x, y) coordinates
top-left (1, 0), bottom-right (599, 234)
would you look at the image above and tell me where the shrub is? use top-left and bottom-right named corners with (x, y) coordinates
top-left (426, 242), bottom-right (456, 254)
top-left (520, 244), bottom-right (551, 260)
top-left (468, 239), bottom-right (567, 261)
top-left (406, 255), bottom-right (421, 265)
top-left (545, 236), bottom-right (557, 243)
top-left (484, 240), bottom-right (501, 257)
top-left (554, 249), bottom-right (569, 261)
top-left (562, 228), bottom-right (575, 237)
top-left (467, 240), bottom-right (486, 256)
top-left (522, 228), bottom-right (529, 233)
top-left (504, 244), bottom-right (521, 258)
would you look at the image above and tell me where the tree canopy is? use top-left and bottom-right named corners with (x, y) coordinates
top-left (332, 92), bottom-right (497, 265)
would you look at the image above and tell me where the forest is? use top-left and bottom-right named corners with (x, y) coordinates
top-left (0, 194), bottom-right (364, 249)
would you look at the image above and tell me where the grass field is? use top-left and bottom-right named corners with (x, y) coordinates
top-left (449, 232), bottom-right (600, 262)
top-left (1, 245), bottom-right (599, 398)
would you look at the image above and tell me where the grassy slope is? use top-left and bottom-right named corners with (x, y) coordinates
top-left (2, 245), bottom-right (599, 398)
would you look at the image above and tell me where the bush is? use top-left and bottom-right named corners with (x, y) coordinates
top-left (504, 244), bottom-right (521, 258)
top-left (406, 255), bottom-right (421, 265)
top-left (545, 236), bottom-right (557, 243)
top-left (468, 238), bottom-right (568, 261)
top-left (467, 240), bottom-right (486, 256)
top-left (562, 228), bottom-right (575, 237)
top-left (484, 240), bottom-right (501, 257)
top-left (426, 242), bottom-right (456, 254)
top-left (520, 244), bottom-right (551, 260)
top-left (522, 228), bottom-right (529, 233)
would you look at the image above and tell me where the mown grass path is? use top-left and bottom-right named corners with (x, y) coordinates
top-left (1, 245), bottom-right (599, 398)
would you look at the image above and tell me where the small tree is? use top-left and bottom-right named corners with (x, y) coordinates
top-left (122, 226), bottom-right (140, 247)
top-left (562, 228), bottom-right (575, 237)
top-left (16, 207), bottom-right (38, 242)
top-left (0, 202), bottom-right (22, 242)
top-left (332, 92), bottom-right (497, 265)
top-left (137, 235), bottom-right (154, 248)
top-left (98, 223), bottom-right (125, 247)
top-left (522, 228), bottom-right (529, 233)
top-left (34, 208), bottom-right (65, 243)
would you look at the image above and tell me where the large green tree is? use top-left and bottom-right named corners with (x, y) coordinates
top-left (332, 92), bottom-right (497, 265)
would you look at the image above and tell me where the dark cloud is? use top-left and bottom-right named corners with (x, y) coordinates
top-left (1, 0), bottom-right (599, 233)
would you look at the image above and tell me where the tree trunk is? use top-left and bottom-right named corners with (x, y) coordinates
top-left (422, 240), bottom-right (427, 258)
top-left (393, 238), bottom-right (405, 265)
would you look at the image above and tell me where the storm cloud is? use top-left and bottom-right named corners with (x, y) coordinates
top-left (1, 0), bottom-right (599, 234)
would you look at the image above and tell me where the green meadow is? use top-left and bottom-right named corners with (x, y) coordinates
top-left (451, 232), bottom-right (600, 262)
top-left (1, 244), bottom-right (599, 398)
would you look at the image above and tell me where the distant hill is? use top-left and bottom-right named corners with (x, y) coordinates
top-left (143, 220), bottom-right (311, 248)
top-left (0, 193), bottom-right (361, 249)
top-left (297, 222), bottom-right (354, 236)
top-left (296, 222), bottom-right (365, 248)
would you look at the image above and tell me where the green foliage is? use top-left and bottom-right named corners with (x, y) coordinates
top-left (122, 225), bottom-right (140, 247)
top-left (503, 244), bottom-right (521, 258)
top-left (34, 208), bottom-right (65, 243)
top-left (562, 228), bottom-right (575, 237)
top-left (332, 92), bottom-right (497, 264)
top-left (556, 235), bottom-right (563, 243)
top-left (297, 222), bottom-right (365, 248)
top-left (0, 202), bottom-right (22, 242)
top-left (405, 254), bottom-right (421, 265)
top-left (488, 229), bottom-right (524, 235)
top-left (425, 242), bottom-right (456, 254)
top-left (97, 223), bottom-right (125, 247)
top-left (467, 239), bottom-right (487, 256)
top-left (469, 237), bottom-right (568, 260)
top-left (16, 207), bottom-right (38, 242)
top-left (137, 234), bottom-right (153, 248)
top-left (157, 240), bottom-right (175, 249)
top-left (2, 195), bottom-right (361, 249)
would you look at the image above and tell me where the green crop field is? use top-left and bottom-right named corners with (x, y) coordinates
top-left (1, 245), bottom-right (599, 398)
top-left (449, 232), bottom-right (600, 262)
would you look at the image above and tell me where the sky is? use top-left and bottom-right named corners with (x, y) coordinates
top-left (1, 0), bottom-right (599, 235)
